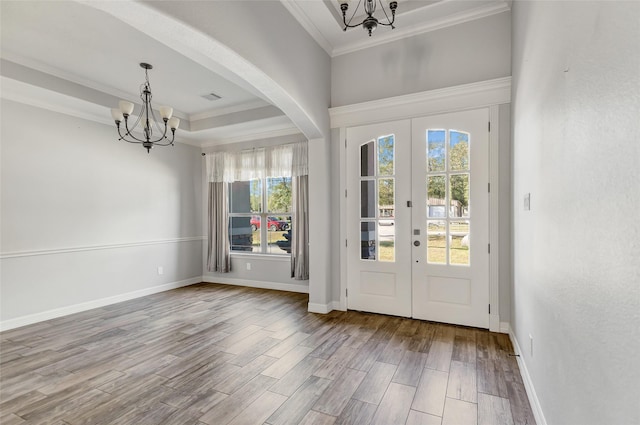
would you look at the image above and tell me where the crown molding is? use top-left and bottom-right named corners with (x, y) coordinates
top-left (199, 125), bottom-right (302, 147)
top-left (329, 77), bottom-right (512, 128)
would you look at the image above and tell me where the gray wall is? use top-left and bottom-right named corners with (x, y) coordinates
top-left (511, 2), bottom-right (640, 424)
top-left (332, 11), bottom-right (511, 106)
top-left (0, 100), bottom-right (203, 326)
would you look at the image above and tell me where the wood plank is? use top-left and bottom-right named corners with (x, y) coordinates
top-left (442, 398), bottom-right (478, 425)
top-left (269, 356), bottom-right (325, 397)
top-left (334, 399), bottom-right (378, 425)
top-left (352, 361), bottom-right (397, 405)
top-left (478, 392), bottom-right (515, 425)
top-left (447, 360), bottom-right (477, 403)
top-left (226, 391), bottom-right (288, 425)
top-left (298, 410), bottom-right (337, 425)
top-left (392, 350), bottom-right (428, 387)
top-left (266, 376), bottom-right (332, 425)
top-left (261, 345), bottom-right (313, 379)
top-left (312, 368), bottom-right (367, 416)
top-left (425, 341), bottom-right (453, 372)
top-left (199, 374), bottom-right (277, 425)
top-left (412, 368), bottom-right (449, 416)
top-left (370, 382), bottom-right (415, 425)
top-left (406, 410), bottom-right (443, 425)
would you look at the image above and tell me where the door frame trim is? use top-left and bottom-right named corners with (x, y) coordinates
top-left (334, 77), bottom-right (511, 332)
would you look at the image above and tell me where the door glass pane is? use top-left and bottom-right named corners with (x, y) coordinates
top-left (450, 174), bottom-right (469, 218)
top-left (449, 131), bottom-right (469, 171)
top-left (378, 178), bottom-right (394, 217)
top-left (450, 221), bottom-right (469, 265)
top-left (427, 220), bottom-right (446, 264)
top-left (378, 135), bottom-right (394, 176)
top-left (379, 220), bottom-right (395, 262)
top-left (361, 180), bottom-right (376, 218)
top-left (427, 175), bottom-right (446, 218)
top-left (230, 217), bottom-right (256, 252)
top-left (361, 221), bottom-right (376, 260)
top-left (428, 130), bottom-right (446, 172)
top-left (361, 141), bottom-right (375, 177)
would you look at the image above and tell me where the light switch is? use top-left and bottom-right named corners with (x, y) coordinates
top-left (524, 193), bottom-right (531, 211)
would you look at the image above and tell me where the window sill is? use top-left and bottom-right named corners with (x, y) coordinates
top-left (230, 252), bottom-right (290, 262)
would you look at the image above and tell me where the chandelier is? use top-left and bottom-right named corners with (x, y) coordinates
top-left (110, 63), bottom-right (180, 153)
top-left (339, 0), bottom-right (398, 36)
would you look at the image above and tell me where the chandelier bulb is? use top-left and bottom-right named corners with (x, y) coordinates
top-left (160, 106), bottom-right (173, 120)
top-left (111, 108), bottom-right (124, 123)
top-left (119, 100), bottom-right (134, 116)
top-left (168, 117), bottom-right (180, 130)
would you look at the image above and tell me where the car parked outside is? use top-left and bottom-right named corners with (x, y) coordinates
top-left (250, 216), bottom-right (289, 231)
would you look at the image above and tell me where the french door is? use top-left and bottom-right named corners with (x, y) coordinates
top-left (346, 109), bottom-right (490, 328)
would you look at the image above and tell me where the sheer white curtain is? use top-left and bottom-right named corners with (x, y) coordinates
top-left (205, 141), bottom-right (308, 278)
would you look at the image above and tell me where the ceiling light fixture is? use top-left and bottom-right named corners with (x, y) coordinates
top-left (339, 0), bottom-right (398, 37)
top-left (110, 63), bottom-right (180, 153)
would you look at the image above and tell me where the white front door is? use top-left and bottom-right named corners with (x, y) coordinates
top-left (411, 109), bottom-right (490, 328)
top-left (346, 120), bottom-right (412, 317)
top-left (346, 109), bottom-right (490, 328)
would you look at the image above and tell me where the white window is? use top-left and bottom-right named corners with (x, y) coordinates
top-left (229, 176), bottom-right (292, 255)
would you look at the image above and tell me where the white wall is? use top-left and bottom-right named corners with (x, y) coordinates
top-left (0, 100), bottom-right (203, 328)
top-left (511, 2), bottom-right (640, 424)
top-left (332, 12), bottom-right (511, 106)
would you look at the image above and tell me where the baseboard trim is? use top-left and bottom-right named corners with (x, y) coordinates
top-left (499, 321), bottom-right (510, 334)
top-left (0, 276), bottom-right (202, 332)
top-left (202, 276), bottom-right (309, 294)
top-left (508, 325), bottom-right (548, 425)
top-left (308, 302), bottom-right (331, 314)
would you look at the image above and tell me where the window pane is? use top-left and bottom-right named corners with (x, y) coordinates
top-left (428, 130), bottom-right (446, 172)
top-left (450, 131), bottom-right (469, 171)
top-left (267, 215), bottom-right (292, 254)
top-left (427, 175), bottom-right (446, 218)
top-left (267, 177), bottom-right (292, 213)
top-left (360, 221), bottom-right (376, 260)
top-left (361, 180), bottom-right (376, 218)
top-left (450, 221), bottom-right (469, 265)
top-left (427, 220), bottom-right (446, 264)
top-left (378, 135), bottom-right (394, 176)
top-left (361, 141), bottom-right (375, 177)
top-left (379, 220), bottom-right (395, 262)
top-left (230, 179), bottom-right (262, 213)
top-left (230, 216), bottom-right (256, 252)
top-left (450, 174), bottom-right (469, 218)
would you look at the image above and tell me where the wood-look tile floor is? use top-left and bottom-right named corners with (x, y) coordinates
top-left (0, 283), bottom-right (536, 425)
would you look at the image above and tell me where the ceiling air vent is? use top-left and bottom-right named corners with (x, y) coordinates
top-left (201, 92), bottom-right (222, 101)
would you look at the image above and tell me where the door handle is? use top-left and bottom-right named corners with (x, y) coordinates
top-left (413, 240), bottom-right (421, 247)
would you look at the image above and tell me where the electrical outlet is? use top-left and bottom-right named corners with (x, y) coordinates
top-left (246, 263), bottom-right (251, 271)
top-left (157, 266), bottom-right (164, 275)
top-left (529, 334), bottom-right (534, 356)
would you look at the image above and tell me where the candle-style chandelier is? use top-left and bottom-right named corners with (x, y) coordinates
top-left (110, 63), bottom-right (180, 153)
top-left (339, 0), bottom-right (398, 36)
